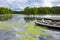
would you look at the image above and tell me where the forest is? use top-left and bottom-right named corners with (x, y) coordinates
top-left (0, 7), bottom-right (14, 14)
top-left (0, 6), bottom-right (60, 15)
top-left (24, 6), bottom-right (60, 15)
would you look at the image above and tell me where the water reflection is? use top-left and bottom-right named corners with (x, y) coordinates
top-left (0, 14), bottom-right (26, 40)
top-left (0, 14), bottom-right (60, 40)
top-left (24, 15), bottom-right (60, 40)
top-left (24, 17), bottom-right (35, 22)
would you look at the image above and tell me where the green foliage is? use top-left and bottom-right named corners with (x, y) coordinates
top-left (24, 7), bottom-right (31, 15)
top-left (0, 7), bottom-right (14, 14)
top-left (24, 6), bottom-right (60, 15)
top-left (14, 11), bottom-right (24, 14)
top-left (0, 7), bottom-right (13, 21)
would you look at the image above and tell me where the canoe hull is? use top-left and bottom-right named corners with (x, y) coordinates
top-left (35, 20), bottom-right (60, 30)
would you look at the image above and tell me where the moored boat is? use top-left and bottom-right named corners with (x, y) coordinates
top-left (35, 15), bottom-right (60, 28)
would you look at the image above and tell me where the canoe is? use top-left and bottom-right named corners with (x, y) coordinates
top-left (35, 20), bottom-right (60, 28)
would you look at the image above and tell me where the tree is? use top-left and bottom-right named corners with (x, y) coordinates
top-left (0, 7), bottom-right (14, 21)
top-left (24, 7), bottom-right (31, 15)
top-left (0, 7), bottom-right (14, 14)
top-left (24, 6), bottom-right (60, 15)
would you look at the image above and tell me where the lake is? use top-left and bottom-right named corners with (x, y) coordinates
top-left (0, 14), bottom-right (60, 40)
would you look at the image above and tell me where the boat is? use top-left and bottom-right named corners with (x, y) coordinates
top-left (35, 15), bottom-right (60, 28)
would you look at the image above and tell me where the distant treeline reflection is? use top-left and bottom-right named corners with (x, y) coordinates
top-left (24, 17), bottom-right (35, 22)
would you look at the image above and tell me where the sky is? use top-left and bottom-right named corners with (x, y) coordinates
top-left (0, 0), bottom-right (60, 11)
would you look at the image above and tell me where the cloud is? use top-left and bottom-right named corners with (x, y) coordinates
top-left (42, 0), bottom-right (52, 7)
top-left (52, 0), bottom-right (60, 6)
top-left (0, 0), bottom-right (60, 11)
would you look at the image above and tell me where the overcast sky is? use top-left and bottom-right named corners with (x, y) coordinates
top-left (0, 0), bottom-right (60, 11)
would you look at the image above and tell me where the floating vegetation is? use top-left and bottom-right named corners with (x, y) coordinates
top-left (18, 21), bottom-right (47, 40)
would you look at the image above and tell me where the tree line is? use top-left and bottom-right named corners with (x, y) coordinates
top-left (0, 6), bottom-right (60, 15)
top-left (24, 6), bottom-right (60, 15)
top-left (0, 7), bottom-right (14, 14)
top-left (0, 7), bottom-right (14, 21)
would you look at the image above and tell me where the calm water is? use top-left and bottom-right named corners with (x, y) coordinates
top-left (0, 14), bottom-right (60, 40)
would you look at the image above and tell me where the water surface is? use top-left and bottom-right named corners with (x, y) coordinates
top-left (0, 14), bottom-right (60, 40)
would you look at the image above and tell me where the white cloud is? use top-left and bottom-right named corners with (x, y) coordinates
top-left (28, 2), bottom-right (42, 8)
top-left (6, 0), bottom-right (14, 2)
top-left (42, 0), bottom-right (60, 7)
top-left (56, 4), bottom-right (60, 6)
top-left (0, 0), bottom-right (60, 11)
top-left (6, 0), bottom-right (28, 3)
top-left (42, 0), bottom-right (52, 7)
top-left (0, 4), bottom-right (5, 7)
